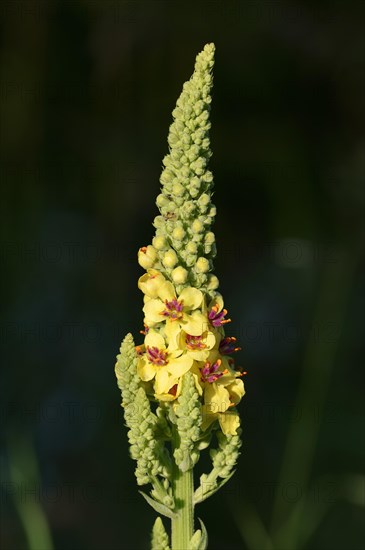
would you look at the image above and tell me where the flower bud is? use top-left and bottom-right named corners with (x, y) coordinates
top-left (172, 226), bottom-right (185, 241)
top-left (162, 249), bottom-right (178, 268)
top-left (172, 182), bottom-right (185, 196)
top-left (172, 266), bottom-right (188, 284)
top-left (152, 235), bottom-right (168, 250)
top-left (153, 215), bottom-right (165, 228)
top-left (138, 245), bottom-right (157, 269)
top-left (186, 242), bottom-right (198, 254)
top-left (207, 274), bottom-right (219, 290)
top-left (192, 219), bottom-right (203, 233)
top-left (186, 254), bottom-right (196, 267)
top-left (205, 231), bottom-right (215, 244)
top-left (195, 257), bottom-right (210, 273)
top-left (198, 193), bottom-right (210, 207)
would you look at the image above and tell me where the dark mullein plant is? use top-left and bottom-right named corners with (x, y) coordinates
top-left (115, 43), bottom-right (246, 550)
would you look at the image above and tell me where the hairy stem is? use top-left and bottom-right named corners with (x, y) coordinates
top-left (171, 429), bottom-right (194, 550)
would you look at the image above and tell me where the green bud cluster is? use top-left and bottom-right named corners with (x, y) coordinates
top-left (151, 517), bottom-right (170, 550)
top-left (138, 43), bottom-right (220, 294)
top-left (115, 334), bottom-right (168, 486)
top-left (193, 429), bottom-right (242, 504)
top-left (173, 373), bottom-right (202, 472)
top-left (115, 333), bottom-right (140, 408)
top-left (126, 387), bottom-right (163, 485)
top-left (210, 429), bottom-right (242, 479)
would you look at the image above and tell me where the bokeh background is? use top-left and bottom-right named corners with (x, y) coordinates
top-left (1, 1), bottom-right (364, 549)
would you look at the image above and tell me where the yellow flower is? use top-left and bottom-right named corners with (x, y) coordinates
top-left (201, 381), bottom-right (245, 435)
top-left (137, 330), bottom-right (193, 396)
top-left (138, 269), bottom-right (166, 298)
top-left (143, 282), bottom-right (207, 336)
top-left (178, 329), bottom-right (218, 361)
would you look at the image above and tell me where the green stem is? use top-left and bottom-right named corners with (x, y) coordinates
top-left (171, 430), bottom-right (194, 550)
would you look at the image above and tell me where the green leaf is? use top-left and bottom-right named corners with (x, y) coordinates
top-left (191, 518), bottom-right (208, 550)
top-left (139, 491), bottom-right (177, 519)
top-left (193, 470), bottom-right (236, 504)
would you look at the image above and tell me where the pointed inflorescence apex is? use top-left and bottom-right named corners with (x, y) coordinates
top-left (115, 333), bottom-right (140, 408)
top-left (138, 43), bottom-right (218, 294)
top-left (151, 516), bottom-right (170, 550)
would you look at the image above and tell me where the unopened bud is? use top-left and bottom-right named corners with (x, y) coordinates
top-left (195, 257), bottom-right (210, 273)
top-left (163, 249), bottom-right (178, 268)
top-left (172, 266), bottom-right (188, 284)
top-left (138, 245), bottom-right (157, 269)
top-left (205, 231), bottom-right (215, 244)
top-left (207, 274), bottom-right (219, 290)
top-left (152, 235), bottom-right (168, 250)
top-left (192, 219), bottom-right (203, 233)
top-left (187, 242), bottom-right (198, 254)
top-left (172, 226), bottom-right (185, 241)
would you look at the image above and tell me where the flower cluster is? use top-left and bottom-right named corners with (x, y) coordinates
top-left (135, 269), bottom-right (245, 435)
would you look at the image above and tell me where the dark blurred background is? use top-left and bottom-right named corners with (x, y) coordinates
top-left (1, 1), bottom-right (364, 549)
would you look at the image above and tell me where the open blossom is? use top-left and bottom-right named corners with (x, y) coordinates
top-left (179, 329), bottom-right (217, 361)
top-left (143, 280), bottom-right (207, 336)
top-left (137, 330), bottom-right (193, 397)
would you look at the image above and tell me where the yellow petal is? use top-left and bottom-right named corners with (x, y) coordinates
top-left (164, 320), bottom-right (181, 350)
top-left (190, 363), bottom-right (204, 395)
top-left (188, 348), bottom-right (211, 361)
top-left (143, 299), bottom-right (165, 324)
top-left (204, 383), bottom-right (230, 413)
top-left (145, 330), bottom-right (166, 350)
top-left (137, 356), bottom-right (156, 381)
top-left (155, 372), bottom-right (183, 400)
top-left (209, 293), bottom-right (224, 313)
top-left (201, 407), bottom-right (218, 431)
top-left (218, 410), bottom-right (240, 435)
top-left (138, 270), bottom-right (166, 298)
top-left (166, 354), bottom-right (193, 378)
top-left (154, 369), bottom-right (171, 394)
top-left (155, 392), bottom-right (177, 402)
top-left (227, 379), bottom-right (245, 405)
top-left (179, 287), bottom-right (203, 310)
top-left (182, 311), bottom-right (208, 336)
top-left (157, 281), bottom-right (176, 302)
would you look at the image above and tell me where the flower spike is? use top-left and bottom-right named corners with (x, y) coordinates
top-left (115, 44), bottom-right (246, 550)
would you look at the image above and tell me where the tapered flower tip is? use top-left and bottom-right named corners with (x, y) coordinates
top-left (194, 43), bottom-right (215, 71)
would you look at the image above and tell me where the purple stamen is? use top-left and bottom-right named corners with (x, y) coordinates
top-left (201, 359), bottom-right (227, 383)
top-left (208, 304), bottom-right (231, 327)
top-left (146, 346), bottom-right (168, 366)
top-left (161, 298), bottom-right (184, 320)
top-left (186, 334), bottom-right (207, 350)
top-left (219, 337), bottom-right (241, 354)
